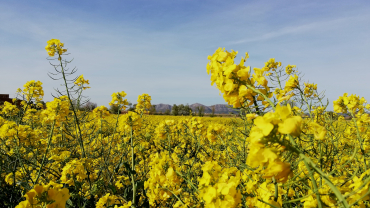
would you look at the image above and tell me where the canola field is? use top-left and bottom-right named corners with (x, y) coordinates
top-left (1, 39), bottom-right (370, 208)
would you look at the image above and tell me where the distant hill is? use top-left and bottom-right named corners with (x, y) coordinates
top-left (189, 103), bottom-right (212, 113)
top-left (155, 104), bottom-right (172, 112)
top-left (154, 103), bottom-right (238, 114)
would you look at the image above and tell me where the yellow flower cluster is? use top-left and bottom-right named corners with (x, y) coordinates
top-left (74, 75), bottom-right (90, 90)
top-left (154, 119), bottom-right (176, 140)
top-left (22, 80), bottom-right (44, 102)
top-left (109, 91), bottom-right (129, 110)
top-left (285, 64), bottom-right (296, 75)
top-left (303, 82), bottom-right (317, 97)
top-left (307, 122), bottom-right (327, 140)
top-left (206, 123), bottom-right (225, 143)
top-left (45, 39), bottom-right (67, 57)
top-left (207, 48), bottom-right (253, 108)
top-left (118, 111), bottom-right (142, 131)
top-left (93, 105), bottom-right (110, 119)
top-left (265, 58), bottom-right (282, 71)
top-left (198, 161), bottom-right (242, 208)
top-left (41, 95), bottom-right (70, 126)
top-left (96, 193), bottom-right (131, 208)
top-left (145, 151), bottom-right (183, 206)
top-left (333, 93), bottom-right (367, 115)
top-left (16, 183), bottom-right (70, 208)
top-left (274, 88), bottom-right (295, 104)
top-left (247, 104), bottom-right (298, 183)
top-left (60, 158), bottom-right (94, 186)
top-left (135, 93), bottom-right (152, 114)
top-left (285, 74), bottom-right (299, 91)
top-left (1, 101), bottom-right (19, 116)
top-left (207, 48), bottom-right (301, 110)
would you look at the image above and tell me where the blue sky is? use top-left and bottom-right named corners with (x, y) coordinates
top-left (1, 0), bottom-right (370, 109)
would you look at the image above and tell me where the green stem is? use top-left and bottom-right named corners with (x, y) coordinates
top-left (303, 159), bottom-right (323, 208)
top-left (34, 120), bottom-right (56, 184)
top-left (58, 53), bottom-right (86, 158)
top-left (245, 84), bottom-right (276, 111)
top-left (350, 113), bottom-right (368, 171)
top-left (272, 177), bottom-right (278, 202)
top-left (130, 126), bottom-right (137, 207)
top-left (175, 170), bottom-right (200, 193)
top-left (160, 187), bottom-right (187, 207)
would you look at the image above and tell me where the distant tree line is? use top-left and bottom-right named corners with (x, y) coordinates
top-left (77, 101), bottom-right (235, 118)
top-left (171, 104), bottom-right (192, 116)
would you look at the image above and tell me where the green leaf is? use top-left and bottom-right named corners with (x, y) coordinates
top-left (108, 184), bottom-right (117, 194)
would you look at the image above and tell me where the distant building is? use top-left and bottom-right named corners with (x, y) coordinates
top-left (0, 94), bottom-right (13, 105)
top-left (0, 94), bottom-right (21, 107)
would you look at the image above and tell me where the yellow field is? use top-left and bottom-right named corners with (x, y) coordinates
top-left (1, 40), bottom-right (369, 208)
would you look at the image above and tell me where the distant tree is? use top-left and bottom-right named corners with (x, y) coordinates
top-left (178, 104), bottom-right (185, 115)
top-left (127, 102), bottom-right (133, 109)
top-left (149, 105), bottom-right (156, 115)
top-left (128, 103), bottom-right (136, 112)
top-left (109, 104), bottom-right (121, 114)
top-left (178, 104), bottom-right (191, 116)
top-left (185, 105), bottom-right (191, 115)
top-left (196, 106), bottom-right (205, 117)
top-left (164, 109), bottom-right (171, 115)
top-left (81, 101), bottom-right (97, 111)
top-left (172, 104), bottom-right (179, 116)
top-left (210, 105), bottom-right (215, 117)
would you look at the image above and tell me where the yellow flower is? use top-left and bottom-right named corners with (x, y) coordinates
top-left (135, 93), bottom-right (152, 114)
top-left (265, 58), bottom-right (281, 70)
top-left (278, 116), bottom-right (302, 137)
top-left (45, 39), bottom-right (67, 57)
top-left (254, 116), bottom-right (274, 136)
top-left (74, 75), bottom-right (90, 90)
top-left (309, 122), bottom-right (326, 140)
top-left (96, 193), bottom-right (122, 208)
top-left (119, 111), bottom-right (142, 131)
top-left (1, 101), bottom-right (19, 116)
top-left (109, 91), bottom-right (129, 108)
top-left (301, 190), bottom-right (318, 208)
top-left (16, 183), bottom-right (70, 208)
top-left (303, 82), bottom-right (317, 97)
top-left (236, 66), bottom-right (250, 81)
top-left (114, 201), bottom-right (132, 208)
top-left (246, 143), bottom-right (278, 167)
top-left (333, 93), bottom-right (367, 114)
top-left (262, 160), bottom-right (292, 183)
top-left (198, 161), bottom-right (242, 208)
top-left (285, 64), bottom-right (296, 75)
top-left (246, 113), bottom-right (258, 120)
top-left (285, 75), bottom-right (299, 91)
top-left (93, 106), bottom-right (110, 119)
top-left (22, 80), bottom-right (44, 102)
top-left (275, 104), bottom-right (292, 120)
top-left (41, 95), bottom-right (70, 126)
